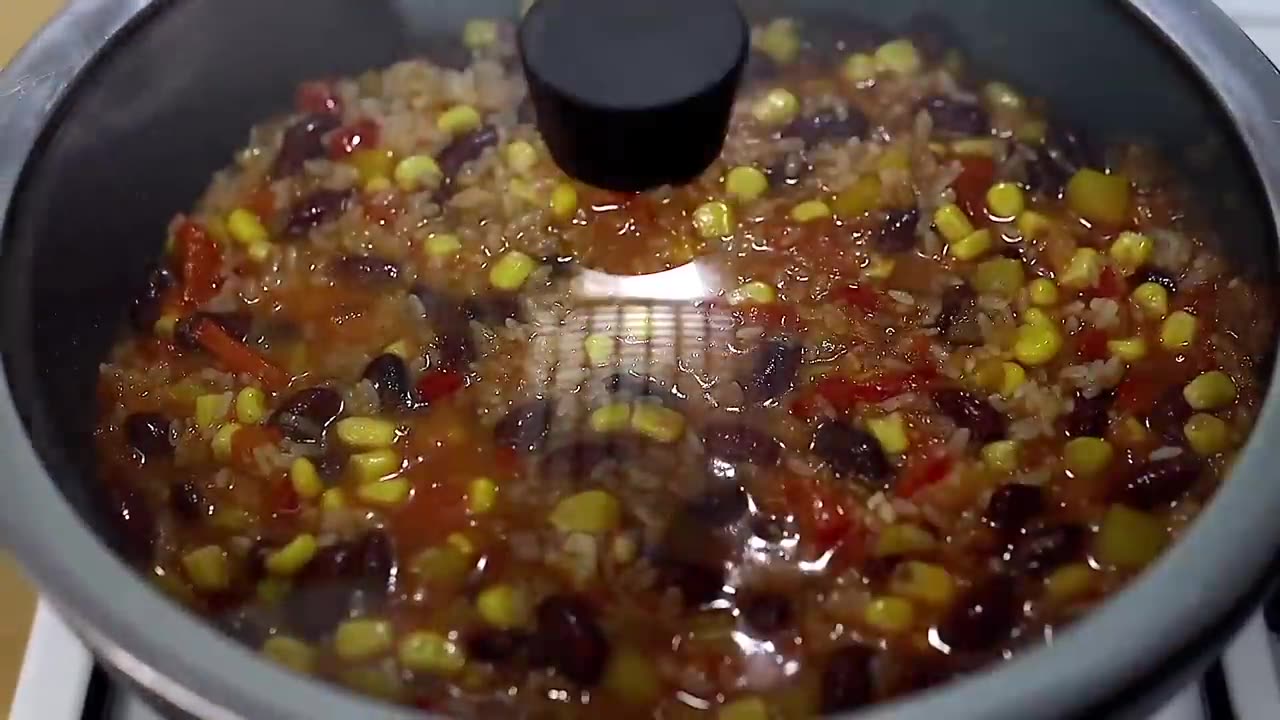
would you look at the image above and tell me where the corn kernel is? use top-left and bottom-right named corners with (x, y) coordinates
top-left (1132, 282), bottom-right (1170, 319)
top-left (234, 387), bottom-right (266, 424)
top-left (266, 533), bottom-right (318, 576)
top-left (1067, 169), bottom-right (1132, 226)
top-left (603, 645), bottom-right (661, 706)
top-left (182, 545), bottom-right (230, 592)
top-left (693, 201), bottom-right (734, 238)
top-left (349, 148), bottom-right (396, 185)
top-left (154, 313), bottom-right (179, 339)
top-left (972, 257), bottom-right (1025, 298)
top-left (1184, 371), bottom-right (1237, 410)
top-left (630, 403), bottom-right (686, 443)
top-left (841, 52), bottom-right (877, 85)
top-left (583, 333), bottom-right (615, 367)
top-left (504, 140), bottom-right (538, 173)
top-left (334, 618), bottom-right (393, 661)
top-left (1064, 436), bottom-right (1114, 479)
top-left (489, 250), bottom-right (538, 290)
top-left (874, 39), bottom-right (922, 75)
top-left (1000, 362), bottom-right (1028, 397)
top-left (383, 339), bottom-right (412, 360)
top-left (986, 182), bottom-right (1026, 219)
top-left (1094, 504), bottom-right (1167, 569)
top-left (757, 18), bottom-right (799, 64)
top-left (244, 239), bottom-right (272, 263)
top-left (718, 697), bottom-right (769, 720)
top-left (437, 105), bottom-right (483, 136)
top-left (349, 449), bottom-right (402, 483)
top-left (549, 490), bottom-right (621, 534)
top-left (399, 631), bottom-right (466, 675)
top-left (393, 154), bottom-right (442, 191)
top-left (982, 440), bottom-right (1020, 473)
top-left (1014, 319), bottom-right (1063, 367)
top-left (790, 199), bottom-right (832, 223)
top-left (983, 81), bottom-right (1025, 111)
top-left (447, 532), bottom-right (476, 556)
top-left (876, 145), bottom-right (911, 172)
top-left (863, 596), bottom-right (915, 633)
top-left (1184, 413), bottom-right (1231, 456)
top-left (288, 457), bottom-right (324, 500)
top-left (1022, 307), bottom-right (1054, 327)
top-left (729, 281), bottom-right (777, 305)
top-left (1028, 278), bottom-right (1060, 307)
top-left (873, 523), bottom-right (937, 558)
top-left (227, 208), bottom-right (269, 246)
top-left (933, 203), bottom-right (975, 243)
top-left (507, 177), bottom-right (540, 204)
top-left (467, 477), bottom-right (498, 514)
top-left (1017, 210), bottom-right (1053, 239)
top-left (321, 487), bottom-right (346, 511)
top-left (462, 18), bottom-right (498, 49)
top-left (211, 422), bottom-right (241, 462)
top-left (1109, 231), bottom-right (1153, 275)
top-left (724, 166), bottom-right (769, 202)
top-left (833, 174), bottom-right (882, 218)
top-left (476, 584), bottom-right (530, 629)
top-left (357, 478), bottom-right (412, 507)
top-left (550, 182), bottom-right (578, 220)
top-left (890, 561), bottom-right (956, 606)
top-left (865, 254), bottom-right (897, 281)
top-left (949, 229), bottom-right (993, 261)
top-left (335, 417), bottom-right (398, 449)
top-left (1107, 337), bottom-right (1148, 362)
top-left (752, 88), bottom-right (800, 126)
top-left (195, 392), bottom-right (232, 429)
top-left (611, 534), bottom-right (638, 564)
top-left (1160, 310), bottom-right (1197, 349)
top-left (364, 176), bottom-right (392, 193)
top-left (1045, 564), bottom-right (1095, 603)
top-left (262, 636), bottom-right (316, 674)
top-left (866, 413), bottom-right (909, 454)
top-left (260, 575), bottom-right (293, 604)
top-left (425, 232), bottom-right (462, 258)
top-left (590, 402), bottom-right (633, 434)
top-left (951, 139), bottom-right (999, 157)
top-left (1060, 247), bottom-right (1102, 289)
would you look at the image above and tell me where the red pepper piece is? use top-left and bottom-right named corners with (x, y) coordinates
top-left (295, 80), bottom-right (342, 116)
top-left (415, 370), bottom-right (466, 403)
top-left (953, 156), bottom-right (997, 218)
top-left (327, 118), bottom-right (381, 158)
top-left (1075, 328), bottom-right (1110, 361)
top-left (896, 447), bottom-right (954, 498)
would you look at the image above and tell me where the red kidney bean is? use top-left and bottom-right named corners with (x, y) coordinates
top-left (931, 388), bottom-right (1007, 442)
top-left (812, 422), bottom-right (892, 487)
top-left (272, 114), bottom-right (340, 177)
top-left (740, 592), bottom-right (793, 635)
top-left (332, 255), bottom-right (400, 285)
top-left (268, 387), bottom-right (344, 444)
top-left (1010, 523), bottom-right (1086, 576)
top-left (784, 107), bottom-right (870, 148)
top-left (920, 96), bottom-right (990, 137)
top-left (129, 265), bottom-right (174, 332)
top-left (936, 574), bottom-right (1021, 653)
top-left (747, 340), bottom-right (802, 403)
top-left (701, 422), bottom-right (782, 466)
top-left (984, 484), bottom-right (1044, 538)
top-left (935, 284), bottom-right (982, 346)
top-left (820, 644), bottom-right (876, 713)
top-left (494, 400), bottom-right (553, 453)
top-left (124, 412), bottom-right (173, 458)
top-left (877, 207), bottom-right (920, 253)
top-left (1118, 455), bottom-right (1203, 509)
top-left (437, 124), bottom-right (500, 184)
top-left (532, 595), bottom-right (610, 686)
top-left (1145, 388), bottom-right (1193, 444)
top-left (284, 188), bottom-right (353, 237)
top-left (362, 354), bottom-right (411, 409)
top-left (1065, 390), bottom-right (1115, 438)
top-left (466, 629), bottom-right (531, 664)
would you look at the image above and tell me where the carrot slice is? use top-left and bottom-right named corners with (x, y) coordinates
top-left (174, 221), bottom-right (222, 307)
top-left (190, 317), bottom-right (291, 391)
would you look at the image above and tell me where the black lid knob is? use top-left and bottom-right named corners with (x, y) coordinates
top-left (519, 0), bottom-right (748, 192)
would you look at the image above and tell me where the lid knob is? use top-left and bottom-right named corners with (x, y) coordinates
top-left (519, 0), bottom-right (748, 192)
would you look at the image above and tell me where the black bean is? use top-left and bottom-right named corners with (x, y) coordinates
top-left (124, 412), bottom-right (172, 458)
top-left (686, 483), bottom-right (749, 527)
top-left (464, 295), bottom-right (523, 326)
top-left (1065, 391), bottom-right (1115, 438)
top-left (466, 629), bottom-right (531, 664)
top-left (983, 484), bottom-right (1044, 538)
top-left (820, 644), bottom-right (875, 713)
top-left (877, 207), bottom-right (919, 253)
top-left (272, 114), bottom-right (340, 177)
top-left (920, 96), bottom-right (989, 137)
top-left (701, 422), bottom-right (782, 466)
top-left (110, 489), bottom-right (154, 560)
top-left (533, 595), bottom-right (610, 686)
top-left (355, 529), bottom-right (396, 596)
top-left (936, 574), bottom-right (1020, 653)
top-left (129, 265), bottom-right (174, 332)
top-left (333, 255), bottom-right (400, 284)
top-left (766, 151), bottom-right (811, 188)
top-left (931, 388), bottom-right (1006, 442)
top-left (783, 107), bottom-right (870, 149)
top-left (284, 188), bottom-right (353, 237)
top-left (1009, 524), bottom-right (1086, 577)
top-left (1136, 266), bottom-right (1179, 294)
top-left (494, 400), bottom-right (553, 453)
top-left (362, 354), bottom-right (411, 409)
top-left (285, 529), bottom-right (396, 639)
top-left (1118, 455), bottom-right (1203, 509)
top-left (175, 311), bottom-right (253, 350)
top-left (750, 515), bottom-right (795, 545)
top-left (1046, 125), bottom-right (1102, 173)
top-left (1146, 387), bottom-right (1194, 444)
top-left (268, 387), bottom-right (344, 444)
top-left (747, 340), bottom-right (802, 403)
top-left (1023, 146), bottom-right (1072, 199)
top-left (656, 560), bottom-right (727, 608)
top-left (935, 284), bottom-right (982, 346)
top-left (411, 285), bottom-right (476, 369)
top-left (170, 480), bottom-right (206, 521)
top-left (812, 422), bottom-right (892, 487)
top-left (437, 124), bottom-right (500, 182)
top-left (740, 592), bottom-right (793, 635)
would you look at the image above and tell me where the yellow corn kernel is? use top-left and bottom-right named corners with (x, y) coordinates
top-left (986, 182), bottom-right (1026, 219)
top-left (234, 387), bottom-right (266, 424)
top-left (211, 423), bottom-right (242, 462)
top-left (489, 250), bottom-right (538, 291)
top-left (393, 154), bottom-right (442, 191)
top-left (182, 545), bottom-right (230, 592)
top-left (724, 166), bottom-right (769, 203)
top-left (289, 457), bottom-right (324, 500)
top-left (321, 487), bottom-right (346, 511)
top-left (1184, 371), bottom-right (1237, 411)
top-left (1060, 247), bottom-right (1102, 289)
top-left (476, 584), bottom-right (530, 629)
top-left (261, 575), bottom-right (295, 604)
top-left (364, 176), bottom-right (393, 193)
top-left (583, 333), bottom-right (615, 367)
top-left (874, 39), bottom-right (922, 75)
top-left (504, 140), bottom-right (538, 174)
top-left (507, 177), bottom-right (540, 204)
top-left (1064, 436), bottom-right (1114, 479)
top-left (227, 208), bottom-right (269, 246)
top-left (437, 105), bottom-right (483, 136)
top-left (335, 417), bottom-right (398, 449)
top-left (865, 254), bottom-right (897, 281)
top-left (877, 145), bottom-right (911, 172)
top-left (718, 697), bottom-right (769, 720)
top-left (399, 631), bottom-right (466, 675)
top-left (1000, 361), bottom-right (1028, 397)
top-left (1132, 282), bottom-right (1170, 319)
top-left (550, 182), bottom-right (578, 220)
top-left (949, 229), bottom-right (993, 262)
top-left (467, 477), bottom-right (498, 514)
top-left (866, 413), bottom-right (909, 454)
top-left (383, 339), bottom-right (412, 360)
top-left (549, 490), bottom-right (621, 534)
top-left (1017, 210), bottom-right (1053, 239)
top-left (611, 534), bottom-right (639, 564)
top-left (244, 239), bottom-right (273, 263)
top-left (195, 392), bottom-right (232, 429)
top-left (873, 523), bottom-right (937, 558)
top-left (462, 18), bottom-right (498, 49)
top-left (603, 645), bottom-right (661, 706)
top-left (1184, 413), bottom-right (1230, 456)
top-left (1045, 564), bottom-right (1095, 603)
top-left (349, 148), bottom-right (396, 185)
top-left (334, 618), bottom-right (394, 661)
top-left (729, 281), bottom-right (777, 305)
top-left (890, 561), bottom-right (956, 606)
top-left (1066, 169), bottom-right (1132, 226)
top-left (1094, 504), bottom-right (1167, 569)
top-left (972, 257), bottom-right (1025, 298)
top-left (1107, 337), bottom-right (1148, 362)
top-left (982, 440), bottom-right (1020, 473)
top-left (752, 88), bottom-right (799, 126)
top-left (630, 403), bottom-right (686, 443)
top-left (1160, 310), bottom-right (1198, 350)
top-left (757, 18), bottom-right (799, 64)
top-left (357, 478), bottom-right (412, 507)
top-left (790, 199), bottom-right (832, 223)
top-left (1115, 416), bottom-right (1149, 448)
top-left (261, 636), bottom-right (317, 674)
top-left (350, 449), bottom-right (402, 483)
top-left (1109, 231), bottom-right (1153, 275)
top-left (693, 201), bottom-right (734, 238)
top-left (833, 174), bottom-right (883, 218)
top-left (1028, 278), bottom-right (1060, 307)
top-left (590, 403), bottom-right (633, 434)
top-left (951, 138), bottom-right (999, 157)
top-left (841, 52), bottom-right (877, 85)
top-left (933, 203), bottom-right (975, 243)
top-left (983, 81), bottom-right (1025, 111)
top-left (1022, 307), bottom-right (1054, 327)
top-left (447, 532), bottom-right (476, 556)
top-left (863, 596), bottom-right (915, 633)
top-left (1014, 318), bottom-right (1063, 367)
top-left (153, 313), bottom-right (179, 339)
top-left (424, 232), bottom-right (462, 258)
top-left (265, 533), bottom-right (318, 576)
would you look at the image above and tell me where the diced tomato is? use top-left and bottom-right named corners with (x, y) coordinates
top-left (1093, 265), bottom-right (1127, 299)
top-left (362, 190), bottom-right (401, 226)
top-left (295, 80), bottom-right (342, 116)
top-left (269, 479), bottom-right (301, 517)
top-left (415, 370), bottom-right (466, 403)
top-left (1075, 328), bottom-right (1110, 361)
top-left (788, 391), bottom-right (822, 422)
top-left (327, 118), bottom-right (380, 158)
top-left (173, 221), bottom-right (222, 307)
top-left (244, 184), bottom-right (276, 221)
top-left (815, 368), bottom-right (936, 409)
top-left (953, 156), bottom-right (997, 218)
top-left (896, 447), bottom-right (954, 498)
top-left (832, 284), bottom-right (881, 312)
